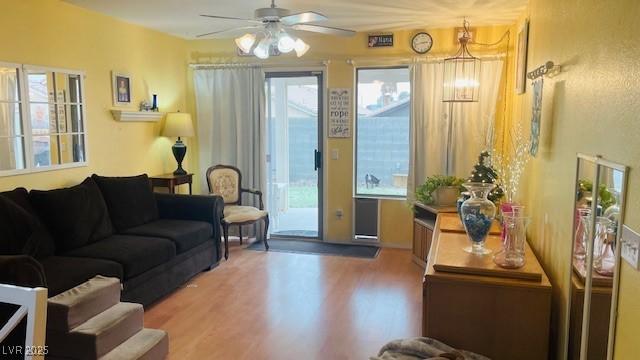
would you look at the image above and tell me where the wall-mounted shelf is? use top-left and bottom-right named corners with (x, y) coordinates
top-left (111, 110), bottom-right (165, 122)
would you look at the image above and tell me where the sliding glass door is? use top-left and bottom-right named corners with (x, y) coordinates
top-left (265, 72), bottom-right (323, 239)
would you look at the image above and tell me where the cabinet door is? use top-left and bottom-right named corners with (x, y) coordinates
top-left (413, 222), bottom-right (423, 259)
top-left (422, 227), bottom-right (433, 261)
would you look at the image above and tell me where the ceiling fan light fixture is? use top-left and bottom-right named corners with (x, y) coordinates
top-left (293, 38), bottom-right (310, 57)
top-left (253, 37), bottom-right (271, 59)
top-left (277, 32), bottom-right (296, 53)
top-left (235, 33), bottom-right (256, 54)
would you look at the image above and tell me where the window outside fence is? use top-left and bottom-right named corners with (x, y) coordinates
top-left (355, 67), bottom-right (411, 198)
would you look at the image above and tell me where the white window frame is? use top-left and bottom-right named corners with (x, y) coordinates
top-left (353, 65), bottom-right (411, 200)
top-left (0, 62), bottom-right (89, 177)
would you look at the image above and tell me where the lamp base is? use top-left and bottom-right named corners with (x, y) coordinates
top-left (172, 138), bottom-right (188, 176)
top-left (173, 168), bottom-right (187, 176)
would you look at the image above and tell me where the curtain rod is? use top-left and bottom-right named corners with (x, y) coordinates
top-left (189, 53), bottom-right (505, 68)
top-left (190, 59), bottom-right (330, 69)
top-left (346, 53), bottom-right (506, 66)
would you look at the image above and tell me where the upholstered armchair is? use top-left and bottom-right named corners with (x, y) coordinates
top-left (206, 165), bottom-right (269, 260)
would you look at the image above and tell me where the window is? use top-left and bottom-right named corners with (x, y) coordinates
top-left (0, 62), bottom-right (87, 176)
top-left (355, 67), bottom-right (410, 198)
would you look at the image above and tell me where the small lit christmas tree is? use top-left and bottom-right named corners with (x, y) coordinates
top-left (468, 151), bottom-right (504, 203)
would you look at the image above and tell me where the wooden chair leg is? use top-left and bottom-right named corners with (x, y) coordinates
top-left (263, 215), bottom-right (269, 251)
top-left (238, 225), bottom-right (243, 245)
top-left (223, 223), bottom-right (230, 260)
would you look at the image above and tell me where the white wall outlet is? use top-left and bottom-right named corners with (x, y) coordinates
top-left (335, 208), bottom-right (344, 219)
top-left (621, 225), bottom-right (640, 270)
top-left (331, 148), bottom-right (339, 160)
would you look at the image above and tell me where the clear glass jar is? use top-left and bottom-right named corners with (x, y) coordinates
top-left (493, 214), bottom-right (530, 269)
top-left (593, 216), bottom-right (615, 276)
top-left (573, 207), bottom-right (591, 260)
top-left (460, 182), bottom-right (496, 255)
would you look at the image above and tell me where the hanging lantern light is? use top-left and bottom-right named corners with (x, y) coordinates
top-left (443, 20), bottom-right (481, 102)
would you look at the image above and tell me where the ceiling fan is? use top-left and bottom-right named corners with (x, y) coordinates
top-left (197, 0), bottom-right (356, 59)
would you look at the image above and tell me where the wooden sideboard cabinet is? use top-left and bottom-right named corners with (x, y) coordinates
top-left (412, 202), bottom-right (456, 267)
top-left (423, 213), bottom-right (552, 360)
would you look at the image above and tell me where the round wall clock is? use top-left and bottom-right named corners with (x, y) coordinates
top-left (411, 32), bottom-right (433, 54)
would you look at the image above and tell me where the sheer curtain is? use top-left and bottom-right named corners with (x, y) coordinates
top-left (193, 67), bottom-right (267, 203)
top-left (0, 68), bottom-right (22, 171)
top-left (408, 59), bottom-right (504, 197)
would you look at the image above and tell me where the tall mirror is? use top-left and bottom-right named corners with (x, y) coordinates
top-left (567, 154), bottom-right (628, 360)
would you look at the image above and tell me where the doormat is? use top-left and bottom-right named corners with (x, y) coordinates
top-left (246, 239), bottom-right (379, 259)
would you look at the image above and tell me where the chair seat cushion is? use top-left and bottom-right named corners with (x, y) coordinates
top-left (123, 219), bottom-right (213, 254)
top-left (64, 235), bottom-right (176, 280)
top-left (40, 256), bottom-right (123, 297)
top-left (223, 205), bottom-right (267, 223)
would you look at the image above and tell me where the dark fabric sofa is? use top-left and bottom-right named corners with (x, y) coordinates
top-left (0, 174), bottom-right (224, 307)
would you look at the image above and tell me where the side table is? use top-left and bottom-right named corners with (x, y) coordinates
top-left (150, 173), bottom-right (193, 194)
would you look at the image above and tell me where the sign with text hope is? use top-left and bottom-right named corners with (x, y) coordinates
top-left (328, 88), bottom-right (351, 138)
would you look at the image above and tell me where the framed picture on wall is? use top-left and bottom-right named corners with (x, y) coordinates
top-left (515, 20), bottom-right (529, 94)
top-left (112, 71), bottom-right (132, 106)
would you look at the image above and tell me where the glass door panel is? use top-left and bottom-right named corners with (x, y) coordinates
top-left (265, 73), bottom-right (322, 238)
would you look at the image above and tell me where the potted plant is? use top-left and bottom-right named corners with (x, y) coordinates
top-left (416, 175), bottom-right (465, 206)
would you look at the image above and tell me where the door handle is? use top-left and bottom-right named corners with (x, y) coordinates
top-left (314, 149), bottom-right (322, 171)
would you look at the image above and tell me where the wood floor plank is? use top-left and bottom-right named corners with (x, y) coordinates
top-left (144, 244), bottom-right (423, 359)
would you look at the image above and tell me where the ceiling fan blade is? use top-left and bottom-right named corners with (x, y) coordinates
top-left (196, 26), bottom-right (259, 38)
top-left (291, 24), bottom-right (356, 37)
top-left (280, 11), bottom-right (327, 25)
top-left (200, 14), bottom-right (262, 24)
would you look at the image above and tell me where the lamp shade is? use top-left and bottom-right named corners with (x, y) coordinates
top-left (163, 112), bottom-right (194, 137)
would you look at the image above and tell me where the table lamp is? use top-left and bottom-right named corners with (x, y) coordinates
top-left (163, 112), bottom-right (195, 175)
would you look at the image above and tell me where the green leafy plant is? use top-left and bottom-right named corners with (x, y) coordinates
top-left (415, 175), bottom-right (465, 205)
top-left (578, 179), bottom-right (615, 210)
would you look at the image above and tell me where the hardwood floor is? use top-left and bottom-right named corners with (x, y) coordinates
top-left (144, 243), bottom-right (423, 360)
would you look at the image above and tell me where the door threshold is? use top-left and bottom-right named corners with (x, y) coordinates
top-left (271, 231), bottom-right (319, 238)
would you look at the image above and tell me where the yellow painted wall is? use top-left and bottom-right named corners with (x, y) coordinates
top-left (511, 0), bottom-right (640, 358)
top-left (186, 26), bottom-right (512, 247)
top-left (0, 0), bottom-right (189, 192)
top-left (0, 0), bottom-right (511, 249)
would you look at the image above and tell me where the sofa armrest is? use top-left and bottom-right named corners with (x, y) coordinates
top-left (155, 193), bottom-right (224, 263)
top-left (0, 255), bottom-right (47, 288)
top-left (155, 193), bottom-right (224, 227)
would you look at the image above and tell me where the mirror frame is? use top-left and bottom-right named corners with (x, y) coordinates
top-left (564, 153), bottom-right (628, 360)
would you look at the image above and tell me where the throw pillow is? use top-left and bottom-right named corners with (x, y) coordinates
top-left (0, 195), bottom-right (38, 255)
top-left (0, 188), bottom-right (56, 258)
top-left (91, 174), bottom-right (158, 231)
top-left (30, 178), bottom-right (114, 252)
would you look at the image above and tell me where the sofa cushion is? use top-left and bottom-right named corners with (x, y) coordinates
top-left (64, 235), bottom-right (176, 280)
top-left (0, 195), bottom-right (56, 260)
top-left (30, 178), bottom-right (114, 252)
top-left (0, 188), bottom-right (56, 258)
top-left (0, 195), bottom-right (36, 255)
top-left (123, 219), bottom-right (213, 254)
top-left (92, 174), bottom-right (158, 232)
top-left (1, 187), bottom-right (37, 216)
top-left (40, 256), bottom-right (123, 297)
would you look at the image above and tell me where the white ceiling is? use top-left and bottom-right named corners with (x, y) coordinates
top-left (64, 0), bottom-right (526, 39)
